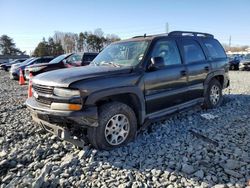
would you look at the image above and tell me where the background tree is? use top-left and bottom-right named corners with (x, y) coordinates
top-left (33, 37), bottom-right (64, 56)
top-left (78, 32), bottom-right (84, 52)
top-left (52, 29), bottom-right (121, 53)
top-left (0, 35), bottom-right (23, 55)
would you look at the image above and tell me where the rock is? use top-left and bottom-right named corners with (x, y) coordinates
top-left (194, 169), bottom-right (204, 179)
top-left (212, 184), bottom-right (226, 188)
top-left (224, 169), bottom-right (243, 178)
top-left (222, 159), bottom-right (246, 170)
top-left (0, 159), bottom-right (8, 167)
top-left (181, 164), bottom-right (195, 175)
top-left (0, 150), bottom-right (7, 157)
top-left (78, 150), bottom-right (86, 159)
top-left (2, 175), bottom-right (12, 183)
top-left (32, 163), bottom-right (52, 188)
top-left (169, 175), bottom-right (177, 182)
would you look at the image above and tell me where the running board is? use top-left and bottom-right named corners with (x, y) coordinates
top-left (146, 98), bottom-right (204, 120)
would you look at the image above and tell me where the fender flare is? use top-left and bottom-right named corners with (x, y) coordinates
top-left (203, 70), bottom-right (225, 95)
top-left (85, 87), bottom-right (146, 124)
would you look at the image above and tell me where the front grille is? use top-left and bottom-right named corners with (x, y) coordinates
top-left (33, 84), bottom-right (54, 105)
top-left (36, 96), bottom-right (52, 105)
top-left (33, 84), bottom-right (53, 95)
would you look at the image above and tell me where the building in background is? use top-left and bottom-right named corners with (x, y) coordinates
top-left (0, 55), bottom-right (29, 64)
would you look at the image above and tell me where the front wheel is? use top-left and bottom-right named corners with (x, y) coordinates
top-left (87, 102), bottom-right (137, 150)
top-left (203, 79), bottom-right (223, 109)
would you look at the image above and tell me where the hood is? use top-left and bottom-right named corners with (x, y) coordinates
top-left (33, 65), bottom-right (133, 87)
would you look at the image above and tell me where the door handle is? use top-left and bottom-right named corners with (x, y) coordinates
top-left (180, 70), bottom-right (187, 76)
top-left (204, 66), bottom-right (210, 71)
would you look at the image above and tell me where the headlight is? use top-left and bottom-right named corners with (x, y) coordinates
top-left (29, 66), bottom-right (46, 72)
top-left (53, 88), bottom-right (80, 97)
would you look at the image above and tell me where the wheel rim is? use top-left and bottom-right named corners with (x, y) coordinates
top-left (210, 85), bottom-right (220, 105)
top-left (104, 114), bottom-right (130, 146)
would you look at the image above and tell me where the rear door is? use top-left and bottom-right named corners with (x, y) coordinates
top-left (177, 38), bottom-right (210, 100)
top-left (144, 38), bottom-right (188, 114)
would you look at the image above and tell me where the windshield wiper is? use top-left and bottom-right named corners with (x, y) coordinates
top-left (99, 61), bottom-right (121, 67)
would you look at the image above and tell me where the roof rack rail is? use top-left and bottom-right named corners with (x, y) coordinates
top-left (132, 33), bottom-right (147, 38)
top-left (168, 31), bottom-right (214, 38)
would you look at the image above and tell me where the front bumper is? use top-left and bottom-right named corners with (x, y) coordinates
top-left (26, 97), bottom-right (98, 127)
top-left (9, 70), bottom-right (19, 79)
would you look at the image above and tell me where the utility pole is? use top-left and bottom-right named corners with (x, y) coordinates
top-left (229, 35), bottom-right (231, 47)
top-left (166, 22), bottom-right (169, 34)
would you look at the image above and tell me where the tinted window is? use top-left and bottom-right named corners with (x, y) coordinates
top-left (182, 40), bottom-right (205, 63)
top-left (203, 39), bottom-right (226, 59)
top-left (83, 54), bottom-right (97, 62)
top-left (151, 40), bottom-right (181, 66)
top-left (66, 54), bottom-right (82, 66)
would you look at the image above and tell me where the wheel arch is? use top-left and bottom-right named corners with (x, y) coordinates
top-left (85, 87), bottom-right (146, 126)
top-left (204, 71), bottom-right (225, 96)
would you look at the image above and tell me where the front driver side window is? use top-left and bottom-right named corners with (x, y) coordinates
top-left (151, 40), bottom-right (181, 66)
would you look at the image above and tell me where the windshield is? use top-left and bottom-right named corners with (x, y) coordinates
top-left (26, 58), bottom-right (39, 66)
top-left (20, 58), bottom-right (34, 65)
top-left (49, 54), bottom-right (68, 64)
top-left (91, 41), bottom-right (149, 67)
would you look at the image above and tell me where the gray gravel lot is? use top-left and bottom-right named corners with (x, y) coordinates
top-left (0, 70), bottom-right (250, 188)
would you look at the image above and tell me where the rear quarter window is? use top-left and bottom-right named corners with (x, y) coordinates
top-left (203, 39), bottom-right (226, 59)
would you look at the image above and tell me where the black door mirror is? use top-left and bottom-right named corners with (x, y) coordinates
top-left (149, 57), bottom-right (165, 70)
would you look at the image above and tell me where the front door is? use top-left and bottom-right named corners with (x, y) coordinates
top-left (144, 39), bottom-right (188, 114)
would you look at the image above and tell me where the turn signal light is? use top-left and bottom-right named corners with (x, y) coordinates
top-left (68, 104), bottom-right (82, 111)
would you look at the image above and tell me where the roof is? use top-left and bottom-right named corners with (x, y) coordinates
top-left (115, 31), bottom-right (214, 44)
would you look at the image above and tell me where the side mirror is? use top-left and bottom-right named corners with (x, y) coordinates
top-left (148, 57), bottom-right (165, 70)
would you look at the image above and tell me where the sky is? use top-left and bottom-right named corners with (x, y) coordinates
top-left (0, 0), bottom-right (250, 54)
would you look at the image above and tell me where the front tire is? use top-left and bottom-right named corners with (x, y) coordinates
top-left (87, 102), bottom-right (137, 150)
top-left (203, 79), bottom-right (223, 109)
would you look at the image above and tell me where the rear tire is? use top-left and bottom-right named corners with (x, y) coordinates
top-left (234, 64), bottom-right (239, 70)
top-left (203, 79), bottom-right (223, 109)
top-left (87, 102), bottom-right (137, 150)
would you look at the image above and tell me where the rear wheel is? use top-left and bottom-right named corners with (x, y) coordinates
top-left (87, 102), bottom-right (137, 150)
top-left (234, 64), bottom-right (239, 70)
top-left (203, 79), bottom-right (223, 109)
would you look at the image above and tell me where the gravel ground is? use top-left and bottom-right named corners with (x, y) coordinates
top-left (0, 70), bottom-right (250, 188)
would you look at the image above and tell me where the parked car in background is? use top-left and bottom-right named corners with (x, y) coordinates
top-left (26, 31), bottom-right (229, 150)
top-left (9, 56), bottom-right (55, 80)
top-left (239, 53), bottom-right (250, 71)
top-left (25, 52), bottom-right (98, 79)
top-left (0, 59), bottom-right (27, 71)
top-left (228, 55), bottom-right (242, 70)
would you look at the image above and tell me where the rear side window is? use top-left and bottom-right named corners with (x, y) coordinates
top-left (203, 39), bottom-right (226, 59)
top-left (181, 40), bottom-right (206, 63)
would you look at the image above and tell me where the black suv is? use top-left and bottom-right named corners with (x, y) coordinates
top-left (26, 31), bottom-right (229, 150)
